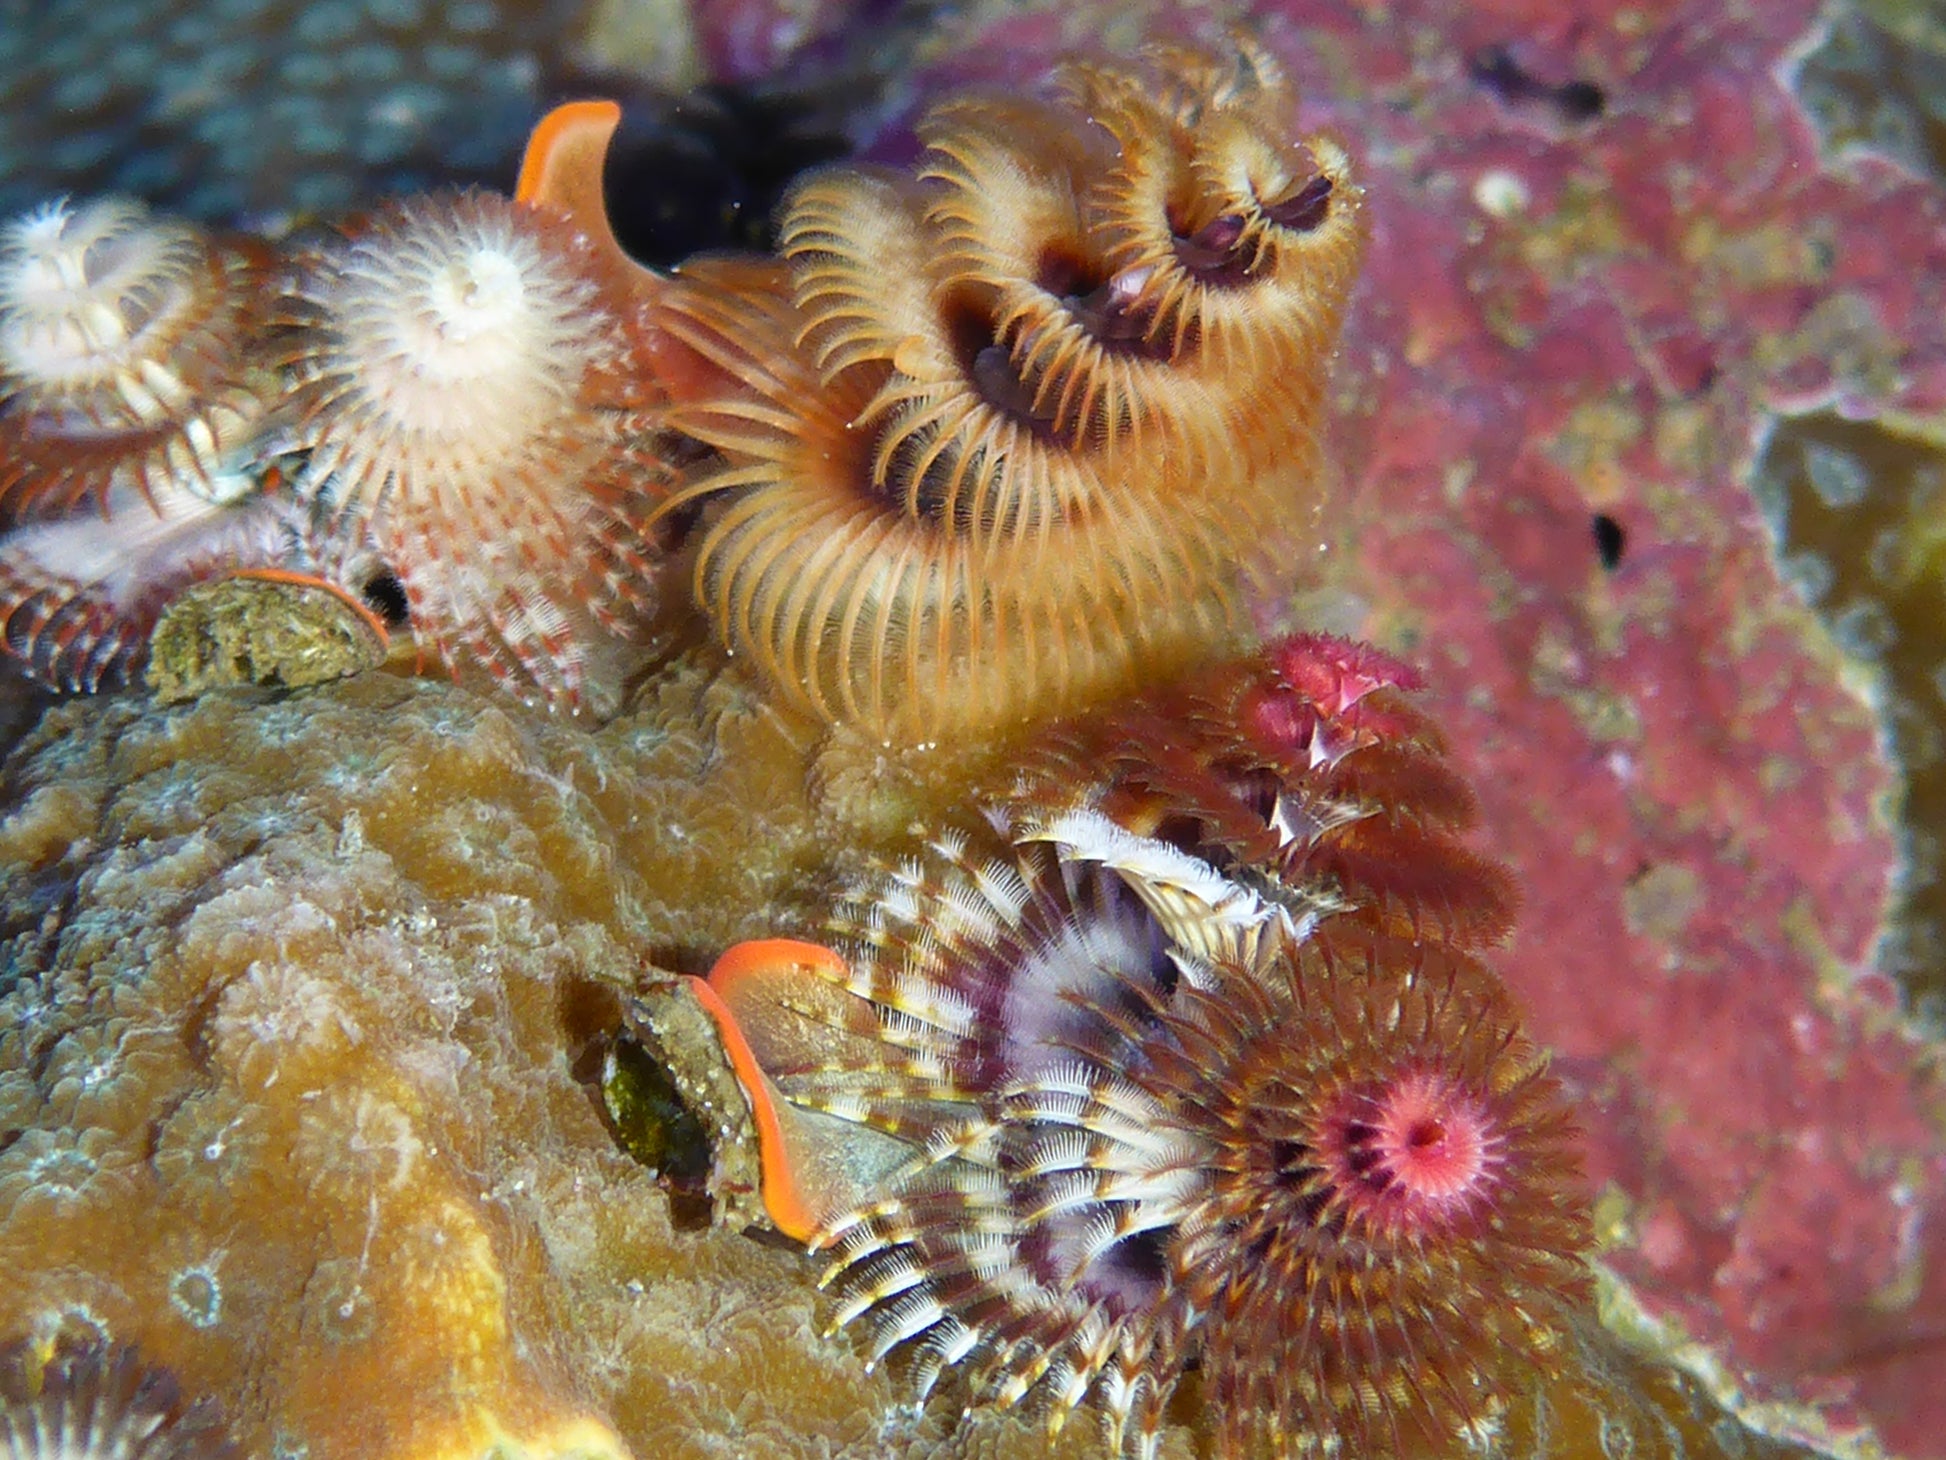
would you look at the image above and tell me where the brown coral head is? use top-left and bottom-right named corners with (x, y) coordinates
top-left (0, 1337), bottom-right (236, 1460)
top-left (0, 196), bottom-right (271, 526)
top-left (278, 189), bottom-right (668, 712)
top-left (650, 42), bottom-right (1365, 743)
top-left (1162, 933), bottom-right (1589, 1457)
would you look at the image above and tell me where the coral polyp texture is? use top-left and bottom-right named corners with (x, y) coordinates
top-left (646, 39), bottom-right (1363, 740)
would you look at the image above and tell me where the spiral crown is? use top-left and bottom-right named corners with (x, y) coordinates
top-left (649, 40), bottom-right (1366, 743)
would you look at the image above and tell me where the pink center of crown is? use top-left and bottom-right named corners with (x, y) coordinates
top-left (1322, 1069), bottom-right (1501, 1229)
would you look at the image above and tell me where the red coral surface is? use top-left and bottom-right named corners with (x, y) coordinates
top-left (817, 0), bottom-right (1946, 1452)
top-left (1311, 2), bottom-right (1940, 1451)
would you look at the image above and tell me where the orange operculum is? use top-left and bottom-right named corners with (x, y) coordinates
top-left (688, 940), bottom-right (907, 1241)
top-left (225, 567), bottom-right (393, 646)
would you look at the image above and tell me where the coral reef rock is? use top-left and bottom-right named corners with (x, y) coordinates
top-left (0, 667), bottom-right (1845, 1460)
top-left (3, 0), bottom-right (1944, 1456)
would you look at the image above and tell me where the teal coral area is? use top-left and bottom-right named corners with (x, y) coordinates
top-left (0, 0), bottom-right (729, 227)
top-left (0, 0), bottom-right (584, 223)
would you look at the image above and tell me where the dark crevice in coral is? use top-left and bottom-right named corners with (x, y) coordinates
top-left (559, 976), bottom-right (626, 1076)
top-left (586, 85), bottom-right (853, 264)
top-left (1592, 513), bottom-right (1626, 570)
top-left (358, 571), bottom-right (411, 629)
top-left (0, 693), bottom-right (100, 986)
top-left (597, 1026), bottom-right (714, 1195)
top-left (1467, 45), bottom-right (1607, 123)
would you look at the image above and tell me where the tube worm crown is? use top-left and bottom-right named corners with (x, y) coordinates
top-left (276, 188), bottom-right (670, 713)
top-left (1011, 631), bottom-right (1522, 948)
top-left (0, 197), bottom-right (304, 691)
top-left (0, 111), bottom-right (685, 705)
top-left (647, 40), bottom-right (1366, 743)
top-left (1169, 928), bottom-right (1588, 1458)
top-left (701, 823), bottom-right (1583, 1458)
top-left (0, 1337), bottom-right (238, 1460)
top-left (0, 197), bottom-right (272, 526)
top-left (689, 635), bottom-right (1585, 1457)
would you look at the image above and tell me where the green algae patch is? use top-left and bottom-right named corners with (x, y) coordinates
top-left (147, 572), bottom-right (389, 704)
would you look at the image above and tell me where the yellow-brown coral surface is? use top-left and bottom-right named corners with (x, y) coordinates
top-left (0, 673), bottom-right (1838, 1460)
top-left (0, 672), bottom-right (1077, 1460)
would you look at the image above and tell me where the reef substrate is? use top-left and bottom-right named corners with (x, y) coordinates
top-left (0, 666), bottom-right (1858, 1460)
top-left (0, 0), bottom-right (1944, 1455)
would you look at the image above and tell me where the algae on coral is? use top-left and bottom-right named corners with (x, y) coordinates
top-left (1749, 410), bottom-right (1946, 1013)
